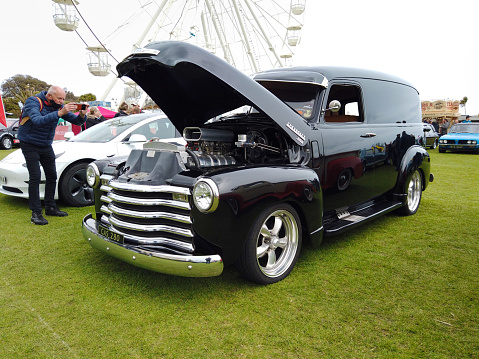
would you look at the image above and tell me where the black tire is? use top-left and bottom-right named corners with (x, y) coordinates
top-left (438, 147), bottom-right (446, 153)
top-left (0, 136), bottom-right (13, 150)
top-left (398, 170), bottom-right (422, 216)
top-left (336, 168), bottom-right (352, 191)
top-left (59, 162), bottom-right (94, 207)
top-left (236, 203), bottom-right (302, 284)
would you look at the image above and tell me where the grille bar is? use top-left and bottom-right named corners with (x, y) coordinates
top-left (107, 192), bottom-right (191, 210)
top-left (110, 181), bottom-right (191, 195)
top-left (109, 216), bottom-right (193, 238)
top-left (109, 202), bottom-right (191, 224)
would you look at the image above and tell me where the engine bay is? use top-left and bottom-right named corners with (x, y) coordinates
top-left (182, 117), bottom-right (305, 168)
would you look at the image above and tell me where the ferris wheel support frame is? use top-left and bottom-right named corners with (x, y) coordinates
top-left (231, 0), bottom-right (259, 73)
top-left (100, 0), bottom-right (171, 102)
top-left (204, 0), bottom-right (235, 67)
top-left (243, 0), bottom-right (284, 68)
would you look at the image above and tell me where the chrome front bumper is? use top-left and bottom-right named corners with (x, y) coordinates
top-left (82, 214), bottom-right (223, 277)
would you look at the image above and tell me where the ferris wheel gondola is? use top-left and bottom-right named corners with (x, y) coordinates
top-left (52, 0), bottom-right (306, 106)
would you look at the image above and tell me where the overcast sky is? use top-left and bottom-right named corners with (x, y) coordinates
top-left (1, 0), bottom-right (477, 115)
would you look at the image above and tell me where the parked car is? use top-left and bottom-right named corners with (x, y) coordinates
top-left (423, 123), bottom-right (439, 149)
top-left (438, 122), bottom-right (479, 154)
top-left (0, 119), bottom-right (20, 150)
top-left (0, 113), bottom-right (181, 207)
top-left (82, 41), bottom-right (433, 284)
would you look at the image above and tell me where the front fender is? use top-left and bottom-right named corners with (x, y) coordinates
top-left (191, 165), bottom-right (323, 265)
top-left (397, 145), bottom-right (431, 193)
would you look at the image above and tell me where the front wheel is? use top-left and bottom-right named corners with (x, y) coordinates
top-left (0, 136), bottom-right (13, 150)
top-left (398, 170), bottom-right (422, 216)
top-left (431, 140), bottom-right (437, 149)
top-left (236, 203), bottom-right (302, 284)
top-left (59, 162), bottom-right (95, 207)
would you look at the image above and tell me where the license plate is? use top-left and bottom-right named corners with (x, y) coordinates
top-left (0, 175), bottom-right (6, 185)
top-left (98, 225), bottom-right (124, 244)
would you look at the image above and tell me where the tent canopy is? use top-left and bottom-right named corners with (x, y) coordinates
top-left (74, 106), bottom-right (117, 119)
top-left (96, 106), bottom-right (117, 119)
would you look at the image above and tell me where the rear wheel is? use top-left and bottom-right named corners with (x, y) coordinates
top-left (336, 168), bottom-right (352, 191)
top-left (236, 203), bottom-right (302, 284)
top-left (398, 170), bottom-right (422, 216)
top-left (59, 162), bottom-right (94, 207)
top-left (0, 136), bottom-right (13, 150)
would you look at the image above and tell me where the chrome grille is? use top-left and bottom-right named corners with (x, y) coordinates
top-left (99, 176), bottom-right (193, 254)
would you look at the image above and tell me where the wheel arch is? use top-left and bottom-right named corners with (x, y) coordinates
top-left (58, 158), bottom-right (96, 184)
top-left (192, 166), bottom-right (323, 265)
top-left (395, 145), bottom-right (431, 195)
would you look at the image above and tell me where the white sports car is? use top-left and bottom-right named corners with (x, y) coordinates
top-left (0, 112), bottom-right (182, 207)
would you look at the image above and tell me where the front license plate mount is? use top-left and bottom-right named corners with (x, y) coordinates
top-left (98, 225), bottom-right (124, 244)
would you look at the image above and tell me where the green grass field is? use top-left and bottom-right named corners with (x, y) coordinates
top-left (0, 148), bottom-right (477, 358)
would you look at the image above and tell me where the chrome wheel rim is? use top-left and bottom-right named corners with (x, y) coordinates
top-left (255, 209), bottom-right (299, 278)
top-left (407, 171), bottom-right (421, 212)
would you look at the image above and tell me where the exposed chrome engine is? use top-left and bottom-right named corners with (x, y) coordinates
top-left (183, 121), bottom-right (302, 168)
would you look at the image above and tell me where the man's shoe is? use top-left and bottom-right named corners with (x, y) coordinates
top-left (31, 211), bottom-right (48, 225)
top-left (45, 206), bottom-right (68, 217)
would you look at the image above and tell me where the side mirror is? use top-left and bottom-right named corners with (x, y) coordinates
top-left (321, 100), bottom-right (341, 114)
top-left (327, 100), bottom-right (341, 113)
top-left (64, 131), bottom-right (75, 140)
top-left (128, 134), bottom-right (147, 143)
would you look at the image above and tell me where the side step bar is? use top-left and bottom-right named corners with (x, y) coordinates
top-left (323, 200), bottom-right (402, 236)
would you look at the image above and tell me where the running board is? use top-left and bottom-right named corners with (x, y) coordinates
top-left (323, 200), bottom-right (403, 236)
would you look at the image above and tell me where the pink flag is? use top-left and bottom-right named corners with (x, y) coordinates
top-left (0, 93), bottom-right (7, 127)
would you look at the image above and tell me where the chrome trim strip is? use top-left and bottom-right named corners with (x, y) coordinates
top-left (109, 202), bottom-right (191, 224)
top-left (310, 226), bottom-right (324, 235)
top-left (83, 215), bottom-right (223, 278)
top-left (100, 204), bottom-right (112, 215)
top-left (108, 192), bottom-right (191, 210)
top-left (109, 216), bottom-right (193, 238)
top-left (100, 216), bottom-right (110, 226)
top-left (100, 185), bottom-right (112, 193)
top-left (109, 181), bottom-right (191, 195)
top-left (100, 195), bottom-right (112, 203)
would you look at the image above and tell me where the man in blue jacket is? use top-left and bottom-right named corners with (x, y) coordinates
top-left (18, 86), bottom-right (88, 225)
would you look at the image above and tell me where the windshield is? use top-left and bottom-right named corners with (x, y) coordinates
top-left (449, 124), bottom-right (479, 134)
top-left (259, 81), bottom-right (323, 120)
top-left (69, 114), bottom-right (155, 143)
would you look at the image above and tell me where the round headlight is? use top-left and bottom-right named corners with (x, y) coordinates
top-left (86, 163), bottom-right (100, 188)
top-left (192, 178), bottom-right (219, 213)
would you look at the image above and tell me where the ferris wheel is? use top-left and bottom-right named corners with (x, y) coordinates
top-left (52, 0), bottom-right (306, 106)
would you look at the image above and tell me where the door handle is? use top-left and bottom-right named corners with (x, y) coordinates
top-left (360, 133), bottom-right (376, 138)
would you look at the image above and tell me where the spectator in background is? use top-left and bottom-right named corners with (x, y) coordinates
top-left (431, 119), bottom-right (439, 133)
top-left (463, 115), bottom-right (472, 123)
top-left (439, 118), bottom-right (449, 136)
top-left (131, 103), bottom-right (143, 114)
top-left (114, 102), bottom-right (129, 117)
top-left (83, 106), bottom-right (106, 130)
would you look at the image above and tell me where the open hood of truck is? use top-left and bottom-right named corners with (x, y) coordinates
top-left (116, 41), bottom-right (311, 146)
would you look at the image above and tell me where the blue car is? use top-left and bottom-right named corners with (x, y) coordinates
top-left (439, 123), bottom-right (479, 154)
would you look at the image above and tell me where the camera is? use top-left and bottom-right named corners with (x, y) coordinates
top-left (75, 103), bottom-right (87, 111)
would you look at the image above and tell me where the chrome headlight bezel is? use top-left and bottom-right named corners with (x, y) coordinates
top-left (192, 178), bottom-right (219, 213)
top-left (86, 162), bottom-right (100, 188)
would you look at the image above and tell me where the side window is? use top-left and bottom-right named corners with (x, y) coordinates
top-left (130, 118), bottom-right (179, 141)
top-left (324, 84), bottom-right (363, 123)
